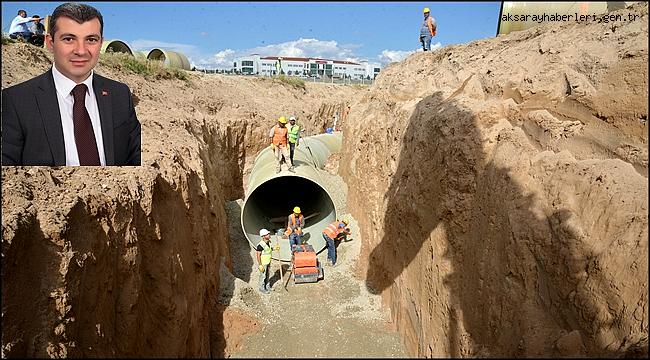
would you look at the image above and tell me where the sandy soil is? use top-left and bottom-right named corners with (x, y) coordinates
top-left (340, 2), bottom-right (648, 357)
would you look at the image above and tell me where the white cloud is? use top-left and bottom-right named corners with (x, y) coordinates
top-left (194, 38), bottom-right (365, 70)
top-left (377, 42), bottom-right (443, 66)
top-left (378, 49), bottom-right (416, 64)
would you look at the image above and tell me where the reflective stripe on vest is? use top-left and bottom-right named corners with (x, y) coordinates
top-left (272, 125), bottom-right (288, 146)
top-left (287, 124), bottom-right (300, 144)
top-left (322, 222), bottom-right (340, 239)
top-left (259, 240), bottom-right (272, 265)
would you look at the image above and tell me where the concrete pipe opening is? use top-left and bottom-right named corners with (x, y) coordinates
top-left (100, 39), bottom-right (133, 56)
top-left (241, 133), bottom-right (342, 261)
top-left (147, 48), bottom-right (191, 70)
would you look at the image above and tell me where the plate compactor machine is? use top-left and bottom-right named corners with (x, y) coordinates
top-left (292, 244), bottom-right (324, 283)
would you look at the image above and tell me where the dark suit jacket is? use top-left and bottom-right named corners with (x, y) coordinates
top-left (1, 69), bottom-right (141, 166)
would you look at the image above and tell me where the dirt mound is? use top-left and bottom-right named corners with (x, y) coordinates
top-left (340, 2), bottom-right (648, 357)
top-left (1, 42), bottom-right (361, 357)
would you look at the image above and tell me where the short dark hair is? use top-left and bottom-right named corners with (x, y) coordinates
top-left (49, 2), bottom-right (103, 38)
top-left (18, 9), bottom-right (26, 16)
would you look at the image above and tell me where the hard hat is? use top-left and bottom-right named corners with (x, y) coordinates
top-left (342, 218), bottom-right (349, 226)
top-left (423, 7), bottom-right (430, 13)
top-left (259, 228), bottom-right (270, 237)
top-left (289, 116), bottom-right (296, 121)
top-left (293, 206), bottom-right (301, 214)
top-left (278, 116), bottom-right (287, 124)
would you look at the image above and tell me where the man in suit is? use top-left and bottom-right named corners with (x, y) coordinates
top-left (2, 2), bottom-right (141, 166)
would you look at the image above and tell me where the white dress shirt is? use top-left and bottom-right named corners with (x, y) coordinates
top-left (9, 15), bottom-right (32, 34)
top-left (52, 64), bottom-right (106, 166)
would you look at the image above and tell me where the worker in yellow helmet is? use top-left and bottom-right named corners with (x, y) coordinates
top-left (285, 206), bottom-right (305, 251)
top-left (322, 218), bottom-right (351, 267)
top-left (419, 7), bottom-right (437, 51)
top-left (269, 116), bottom-right (294, 173)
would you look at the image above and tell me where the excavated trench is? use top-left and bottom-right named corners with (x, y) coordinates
top-left (2, 3), bottom-right (649, 358)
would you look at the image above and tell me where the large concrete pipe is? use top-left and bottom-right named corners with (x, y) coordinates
top-left (242, 133), bottom-right (342, 261)
top-left (147, 48), bottom-right (191, 70)
top-left (100, 39), bottom-right (133, 56)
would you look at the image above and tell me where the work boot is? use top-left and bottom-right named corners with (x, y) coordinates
top-left (288, 166), bottom-right (295, 173)
top-left (276, 167), bottom-right (281, 174)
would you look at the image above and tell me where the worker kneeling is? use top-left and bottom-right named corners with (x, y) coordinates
top-left (322, 219), bottom-right (350, 267)
top-left (257, 228), bottom-right (275, 294)
top-left (285, 206), bottom-right (305, 251)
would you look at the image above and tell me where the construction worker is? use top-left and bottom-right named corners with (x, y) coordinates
top-left (269, 116), bottom-right (295, 173)
top-left (322, 218), bottom-right (350, 267)
top-left (256, 228), bottom-right (273, 294)
top-left (419, 7), bottom-right (437, 51)
top-left (287, 116), bottom-right (301, 165)
top-left (285, 206), bottom-right (305, 251)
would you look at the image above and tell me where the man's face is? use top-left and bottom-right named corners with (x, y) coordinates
top-left (289, 120), bottom-right (295, 125)
top-left (46, 17), bottom-right (103, 83)
top-left (279, 121), bottom-right (286, 127)
top-left (424, 12), bottom-right (429, 17)
top-left (18, 11), bottom-right (26, 18)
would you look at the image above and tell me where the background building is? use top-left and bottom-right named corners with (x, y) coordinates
top-left (233, 55), bottom-right (381, 79)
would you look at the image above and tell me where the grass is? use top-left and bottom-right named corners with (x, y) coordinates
top-left (276, 75), bottom-right (306, 90)
top-left (1, 33), bottom-right (16, 45)
top-left (99, 51), bottom-right (189, 82)
top-left (261, 74), bottom-right (306, 91)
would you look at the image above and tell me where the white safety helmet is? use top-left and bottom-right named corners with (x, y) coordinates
top-left (259, 228), bottom-right (271, 237)
top-left (289, 116), bottom-right (296, 121)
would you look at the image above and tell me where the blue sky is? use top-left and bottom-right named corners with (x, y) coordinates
top-left (2, 1), bottom-right (501, 68)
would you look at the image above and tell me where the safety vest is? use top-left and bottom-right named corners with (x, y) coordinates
top-left (285, 213), bottom-right (304, 236)
top-left (287, 124), bottom-right (300, 144)
top-left (420, 15), bottom-right (434, 36)
top-left (258, 240), bottom-right (272, 265)
top-left (272, 125), bottom-right (288, 146)
top-left (323, 221), bottom-right (343, 239)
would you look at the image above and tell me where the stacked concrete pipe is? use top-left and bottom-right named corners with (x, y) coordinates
top-left (147, 48), bottom-right (191, 70)
top-left (100, 39), bottom-right (133, 56)
top-left (241, 133), bottom-right (342, 261)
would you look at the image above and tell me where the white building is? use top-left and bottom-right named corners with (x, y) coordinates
top-left (233, 55), bottom-right (381, 79)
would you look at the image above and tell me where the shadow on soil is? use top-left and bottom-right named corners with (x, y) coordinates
top-left (364, 91), bottom-right (644, 357)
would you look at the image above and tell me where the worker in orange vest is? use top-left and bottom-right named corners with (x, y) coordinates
top-left (268, 116), bottom-right (294, 173)
top-left (285, 206), bottom-right (305, 251)
top-left (322, 218), bottom-right (350, 267)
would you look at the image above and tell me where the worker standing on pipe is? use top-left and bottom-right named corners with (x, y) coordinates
top-left (287, 116), bottom-right (301, 165)
top-left (285, 206), bottom-right (305, 251)
top-left (322, 219), bottom-right (350, 267)
top-left (256, 228), bottom-right (275, 294)
top-left (269, 116), bottom-right (295, 173)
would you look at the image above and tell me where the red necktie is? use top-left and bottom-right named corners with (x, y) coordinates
top-left (71, 84), bottom-right (100, 165)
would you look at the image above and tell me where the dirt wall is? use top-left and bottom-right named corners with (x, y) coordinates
top-left (340, 3), bottom-right (648, 357)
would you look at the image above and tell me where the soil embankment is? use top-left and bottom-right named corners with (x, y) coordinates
top-left (339, 3), bottom-right (648, 357)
